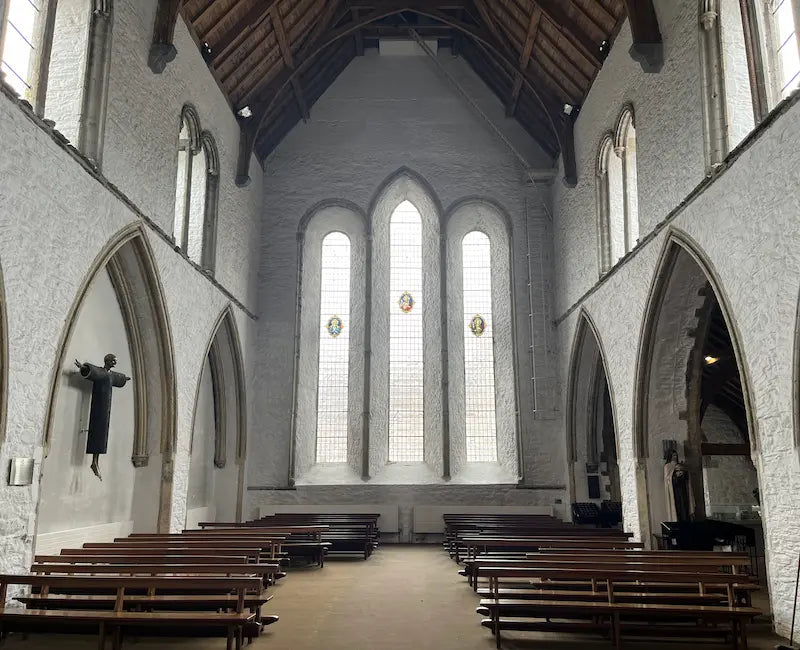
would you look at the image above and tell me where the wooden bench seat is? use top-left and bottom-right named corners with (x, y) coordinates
top-left (0, 574), bottom-right (265, 650)
top-left (478, 599), bottom-right (760, 649)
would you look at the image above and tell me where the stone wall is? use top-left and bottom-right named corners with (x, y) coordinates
top-left (0, 0), bottom-right (262, 574)
top-left (551, 0), bottom-right (800, 634)
top-left (250, 45), bottom-right (563, 513)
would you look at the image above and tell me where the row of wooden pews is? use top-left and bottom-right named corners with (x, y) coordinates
top-left (0, 523), bottom-right (330, 649)
top-left (445, 513), bottom-right (762, 649)
top-left (201, 512), bottom-right (380, 560)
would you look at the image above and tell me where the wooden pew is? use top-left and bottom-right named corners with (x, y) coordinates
top-left (464, 551), bottom-right (753, 589)
top-left (0, 574), bottom-right (263, 650)
top-left (478, 566), bottom-right (760, 649)
top-left (459, 536), bottom-right (644, 562)
top-left (199, 518), bottom-right (375, 560)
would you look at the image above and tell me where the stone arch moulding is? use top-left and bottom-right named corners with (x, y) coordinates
top-left (189, 304), bottom-right (248, 520)
top-left (199, 130), bottom-right (220, 274)
top-left (794, 287), bottom-right (800, 455)
top-left (368, 167), bottom-right (447, 480)
top-left (613, 104), bottom-right (635, 151)
top-left (595, 131), bottom-right (616, 275)
top-left (565, 308), bottom-right (621, 502)
top-left (41, 222), bottom-right (177, 532)
top-left (179, 104), bottom-right (202, 152)
top-left (443, 197), bottom-right (521, 483)
top-left (0, 258), bottom-right (7, 449)
top-left (633, 229), bottom-right (759, 462)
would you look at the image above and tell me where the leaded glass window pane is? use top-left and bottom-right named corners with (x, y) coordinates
top-left (462, 231), bottom-right (498, 462)
top-left (388, 201), bottom-right (424, 462)
top-left (315, 232), bottom-right (351, 463)
top-left (1, 0), bottom-right (40, 97)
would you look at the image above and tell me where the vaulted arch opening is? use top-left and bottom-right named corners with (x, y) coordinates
top-left (36, 225), bottom-right (176, 551)
top-left (635, 235), bottom-right (765, 579)
top-left (187, 306), bottom-right (247, 526)
top-left (566, 312), bottom-right (620, 511)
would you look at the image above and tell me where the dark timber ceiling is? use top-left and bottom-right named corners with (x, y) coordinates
top-left (180, 0), bottom-right (628, 165)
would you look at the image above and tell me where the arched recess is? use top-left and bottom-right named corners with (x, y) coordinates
top-left (368, 168), bottom-right (445, 482)
top-left (187, 306), bottom-right (247, 525)
top-left (566, 309), bottom-right (621, 508)
top-left (633, 230), bottom-right (759, 544)
top-left (38, 223), bottom-right (176, 546)
top-left (444, 198), bottom-right (519, 483)
top-left (292, 201), bottom-right (368, 485)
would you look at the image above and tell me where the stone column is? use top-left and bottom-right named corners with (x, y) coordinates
top-left (78, 0), bottom-right (113, 168)
top-left (699, 0), bottom-right (729, 169)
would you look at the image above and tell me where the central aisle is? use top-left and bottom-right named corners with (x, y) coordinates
top-left (263, 545), bottom-right (489, 650)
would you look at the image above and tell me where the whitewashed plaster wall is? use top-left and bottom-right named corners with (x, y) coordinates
top-left (60, 0), bottom-right (263, 310)
top-left (250, 46), bottom-right (563, 513)
top-left (551, 0), bottom-right (800, 631)
top-left (702, 405), bottom-right (759, 511)
top-left (0, 81), bottom-right (258, 575)
top-left (553, 0), bottom-right (705, 313)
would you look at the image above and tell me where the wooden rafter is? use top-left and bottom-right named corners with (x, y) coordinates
top-left (211, 1), bottom-right (279, 66)
top-left (623, 0), bottom-right (663, 72)
top-left (148, 0), bottom-right (183, 73)
top-left (351, 8), bottom-right (365, 56)
top-left (271, 4), bottom-right (310, 120)
top-left (531, 0), bottom-right (602, 69)
top-left (508, 6), bottom-right (540, 116)
top-left (203, 0), bottom-right (627, 183)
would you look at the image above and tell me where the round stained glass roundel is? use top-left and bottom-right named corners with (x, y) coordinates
top-left (469, 314), bottom-right (487, 337)
top-left (326, 315), bottom-right (343, 337)
top-left (398, 291), bottom-right (414, 313)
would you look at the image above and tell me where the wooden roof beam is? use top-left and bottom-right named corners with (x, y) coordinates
top-left (507, 6), bottom-right (541, 117)
top-left (352, 8), bottom-right (365, 56)
top-left (148, 0), bottom-right (183, 73)
top-left (212, 0), bottom-right (280, 68)
top-left (238, 1), bottom-right (577, 185)
top-left (270, 4), bottom-right (310, 120)
top-left (623, 0), bottom-right (663, 72)
top-left (531, 0), bottom-right (602, 69)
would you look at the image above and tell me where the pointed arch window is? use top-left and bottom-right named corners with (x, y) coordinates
top-left (388, 201), bottom-right (424, 462)
top-left (615, 107), bottom-right (639, 254)
top-left (462, 231), bottom-right (497, 462)
top-left (596, 134), bottom-right (624, 274)
top-left (315, 232), bottom-right (351, 463)
top-left (173, 105), bottom-right (219, 273)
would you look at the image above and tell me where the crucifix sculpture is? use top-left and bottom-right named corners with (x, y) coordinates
top-left (74, 353), bottom-right (130, 480)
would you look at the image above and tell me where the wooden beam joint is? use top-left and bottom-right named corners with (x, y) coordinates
top-left (148, 0), bottom-right (183, 74)
top-left (623, 0), bottom-right (663, 72)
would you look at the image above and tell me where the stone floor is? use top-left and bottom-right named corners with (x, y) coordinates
top-left (4, 545), bottom-right (789, 650)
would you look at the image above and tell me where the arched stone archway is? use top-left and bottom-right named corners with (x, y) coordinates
top-left (36, 224), bottom-right (176, 550)
top-left (634, 232), bottom-right (761, 546)
top-left (187, 306), bottom-right (247, 525)
top-left (566, 310), bottom-right (621, 509)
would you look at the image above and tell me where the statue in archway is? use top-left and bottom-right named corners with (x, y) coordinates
top-left (664, 449), bottom-right (695, 521)
top-left (74, 353), bottom-right (130, 480)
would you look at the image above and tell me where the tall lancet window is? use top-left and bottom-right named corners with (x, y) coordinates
top-left (388, 201), bottom-right (424, 462)
top-left (315, 232), bottom-right (351, 463)
top-left (462, 231), bottom-right (498, 462)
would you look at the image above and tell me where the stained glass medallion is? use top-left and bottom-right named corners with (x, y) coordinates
top-left (398, 291), bottom-right (415, 313)
top-left (469, 314), bottom-right (487, 337)
top-left (326, 315), bottom-right (344, 338)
